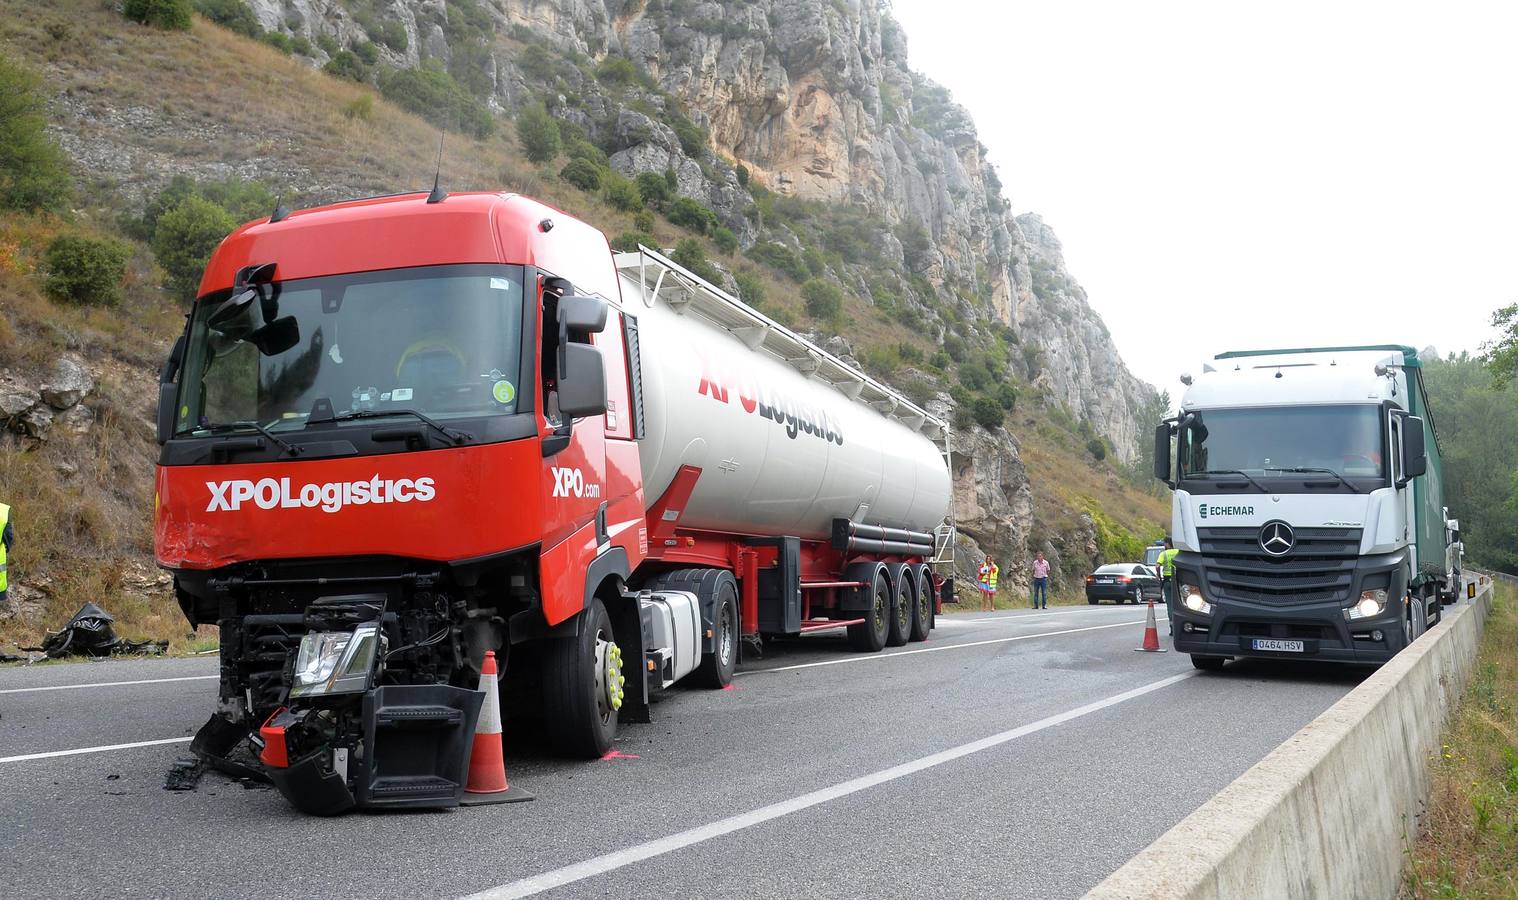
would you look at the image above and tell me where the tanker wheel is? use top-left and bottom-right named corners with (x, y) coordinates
top-left (544, 598), bottom-right (622, 757)
top-left (693, 584), bottom-right (738, 689)
top-left (847, 573), bottom-right (889, 652)
top-left (921, 567), bottom-right (937, 632)
top-left (886, 570), bottom-right (912, 647)
top-left (909, 573), bottom-right (931, 642)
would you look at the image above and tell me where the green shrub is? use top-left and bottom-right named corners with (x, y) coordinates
top-left (153, 195), bottom-right (237, 300)
top-left (802, 246), bottom-right (825, 277)
top-left (342, 95), bottom-right (374, 121)
top-left (559, 158), bottom-right (603, 191)
top-left (323, 50), bottom-right (368, 82)
top-left (1087, 438), bottom-right (1107, 460)
top-left (124, 0), bottom-right (192, 30)
top-left (595, 56), bottom-right (639, 85)
top-left (43, 234), bottom-right (130, 307)
top-left (636, 171), bottom-right (672, 207)
top-left (261, 32), bottom-right (292, 53)
top-left (515, 103), bottom-right (560, 163)
top-left (383, 66), bottom-right (495, 139)
top-left (996, 382), bottom-right (1018, 411)
top-left (0, 57), bottom-right (72, 212)
top-left (563, 133), bottom-right (609, 167)
top-left (972, 397), bottom-right (1004, 430)
top-left (611, 230), bottom-right (659, 253)
top-left (735, 164), bottom-right (749, 186)
top-left (942, 334), bottom-right (966, 362)
top-left (733, 270), bottom-right (764, 307)
top-left (898, 220), bottom-right (934, 271)
top-left (633, 209), bottom-right (656, 233)
top-left (353, 40), bottom-right (380, 65)
top-left (602, 172), bottom-right (641, 211)
top-left (672, 238), bottom-right (721, 283)
top-left (194, 0), bottom-right (260, 36)
top-left (667, 197), bottom-right (716, 234)
top-left (290, 35), bottom-right (313, 56)
top-left (801, 278), bottom-right (842, 319)
top-left (378, 20), bottom-right (408, 52)
top-left (315, 34), bottom-right (339, 56)
top-left (748, 242), bottom-right (807, 282)
top-left (670, 115), bottom-right (707, 157)
top-left (712, 226), bottom-right (738, 254)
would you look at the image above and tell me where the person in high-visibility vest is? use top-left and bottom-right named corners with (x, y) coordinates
top-left (1156, 537), bottom-right (1180, 634)
top-left (984, 556), bottom-right (999, 610)
top-left (0, 501), bottom-right (11, 606)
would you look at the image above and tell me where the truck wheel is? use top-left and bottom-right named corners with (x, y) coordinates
top-left (1191, 655), bottom-right (1226, 671)
top-left (917, 566), bottom-right (936, 633)
top-left (693, 586), bottom-right (738, 689)
top-left (544, 598), bottom-right (622, 758)
top-left (847, 572), bottom-right (890, 652)
top-left (886, 570), bottom-right (911, 647)
top-left (909, 574), bottom-right (931, 642)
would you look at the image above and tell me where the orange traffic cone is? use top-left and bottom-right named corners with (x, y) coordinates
top-left (460, 650), bottom-right (533, 806)
top-left (1134, 599), bottom-right (1167, 653)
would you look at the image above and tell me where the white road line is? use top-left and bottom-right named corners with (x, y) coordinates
top-left (940, 607), bottom-right (1132, 625)
top-left (0, 674), bottom-right (218, 695)
top-left (737, 619), bottom-right (1146, 676)
top-left (468, 670), bottom-right (1198, 900)
top-left (0, 736), bottom-right (193, 765)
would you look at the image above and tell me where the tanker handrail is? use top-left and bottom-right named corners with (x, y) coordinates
top-left (614, 246), bottom-right (951, 447)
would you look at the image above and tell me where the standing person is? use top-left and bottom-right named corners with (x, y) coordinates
top-left (1030, 550), bottom-right (1050, 609)
top-left (976, 556), bottom-right (993, 611)
top-left (1156, 537), bottom-right (1180, 634)
top-left (0, 500), bottom-right (10, 607)
top-left (985, 555), bottom-right (999, 609)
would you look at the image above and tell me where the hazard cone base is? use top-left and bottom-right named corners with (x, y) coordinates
top-left (1134, 599), bottom-right (1168, 653)
top-left (460, 784), bottom-right (535, 806)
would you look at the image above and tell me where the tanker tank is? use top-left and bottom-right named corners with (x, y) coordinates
top-left (617, 265), bottom-right (952, 543)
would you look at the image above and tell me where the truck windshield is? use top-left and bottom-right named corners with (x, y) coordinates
top-left (174, 264), bottom-right (527, 435)
top-left (1179, 405), bottom-right (1384, 482)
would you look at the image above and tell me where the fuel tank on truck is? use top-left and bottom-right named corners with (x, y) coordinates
top-left (615, 250), bottom-right (952, 541)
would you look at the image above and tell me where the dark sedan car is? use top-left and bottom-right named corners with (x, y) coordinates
top-left (1084, 563), bottom-right (1162, 604)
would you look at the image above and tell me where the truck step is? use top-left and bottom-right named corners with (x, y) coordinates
top-left (373, 705), bottom-right (466, 730)
top-left (365, 775), bottom-right (460, 799)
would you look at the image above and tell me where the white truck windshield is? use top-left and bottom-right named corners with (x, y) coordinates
top-left (1179, 405), bottom-right (1384, 480)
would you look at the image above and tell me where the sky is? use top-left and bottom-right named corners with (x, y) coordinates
top-left (889, 0), bottom-right (1518, 395)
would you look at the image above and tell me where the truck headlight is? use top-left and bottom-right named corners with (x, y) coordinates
top-left (1345, 589), bottom-right (1387, 621)
top-left (1179, 583), bottom-right (1212, 615)
top-left (290, 622), bottom-right (382, 698)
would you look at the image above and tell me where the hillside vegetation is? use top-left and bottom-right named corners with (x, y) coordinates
top-left (0, 1), bottom-right (1167, 647)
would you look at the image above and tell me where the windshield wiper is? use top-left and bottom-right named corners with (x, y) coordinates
top-left (331, 408), bottom-right (471, 446)
top-left (1265, 466), bottom-right (1356, 490)
top-left (1190, 469), bottom-right (1268, 492)
top-left (194, 420), bottom-right (301, 457)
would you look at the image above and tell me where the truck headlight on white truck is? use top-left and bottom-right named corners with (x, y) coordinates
top-left (1344, 589), bottom-right (1388, 621)
top-left (1179, 583), bottom-right (1211, 615)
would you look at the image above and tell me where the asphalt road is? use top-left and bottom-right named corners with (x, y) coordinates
top-left (0, 604), bottom-right (1371, 899)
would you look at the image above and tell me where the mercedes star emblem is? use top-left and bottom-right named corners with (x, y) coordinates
top-left (1259, 521), bottom-right (1295, 556)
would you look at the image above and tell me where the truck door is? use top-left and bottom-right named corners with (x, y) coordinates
top-left (537, 274), bottom-right (607, 554)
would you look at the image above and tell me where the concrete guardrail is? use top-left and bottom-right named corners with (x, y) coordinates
top-left (1087, 576), bottom-right (1497, 900)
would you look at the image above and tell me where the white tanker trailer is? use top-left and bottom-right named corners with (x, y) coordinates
top-left (158, 193), bottom-right (955, 813)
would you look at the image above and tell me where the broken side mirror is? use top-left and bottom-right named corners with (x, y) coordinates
top-left (249, 315), bottom-right (300, 356)
top-left (1153, 422), bottom-right (1173, 485)
top-left (558, 343), bottom-right (607, 418)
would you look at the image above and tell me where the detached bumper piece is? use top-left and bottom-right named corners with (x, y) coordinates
top-left (261, 685), bottom-right (484, 815)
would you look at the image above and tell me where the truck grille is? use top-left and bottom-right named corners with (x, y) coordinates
top-left (1196, 527), bottom-right (1363, 605)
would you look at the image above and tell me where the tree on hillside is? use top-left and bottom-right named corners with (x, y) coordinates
top-left (1423, 351), bottom-right (1518, 572)
top-left (0, 57), bottom-right (72, 212)
top-left (124, 0), bottom-right (193, 29)
top-left (153, 195), bottom-right (237, 300)
top-left (515, 103), bottom-right (560, 163)
top-left (1481, 303), bottom-right (1518, 386)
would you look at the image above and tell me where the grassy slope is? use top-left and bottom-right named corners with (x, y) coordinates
top-left (0, 0), bottom-right (1167, 646)
top-left (1405, 580), bottom-right (1518, 898)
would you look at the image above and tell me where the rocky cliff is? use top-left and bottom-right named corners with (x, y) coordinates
top-left (238, 0), bottom-right (1156, 460)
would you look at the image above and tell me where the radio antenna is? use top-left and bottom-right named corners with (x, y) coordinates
top-left (426, 132), bottom-right (447, 204)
